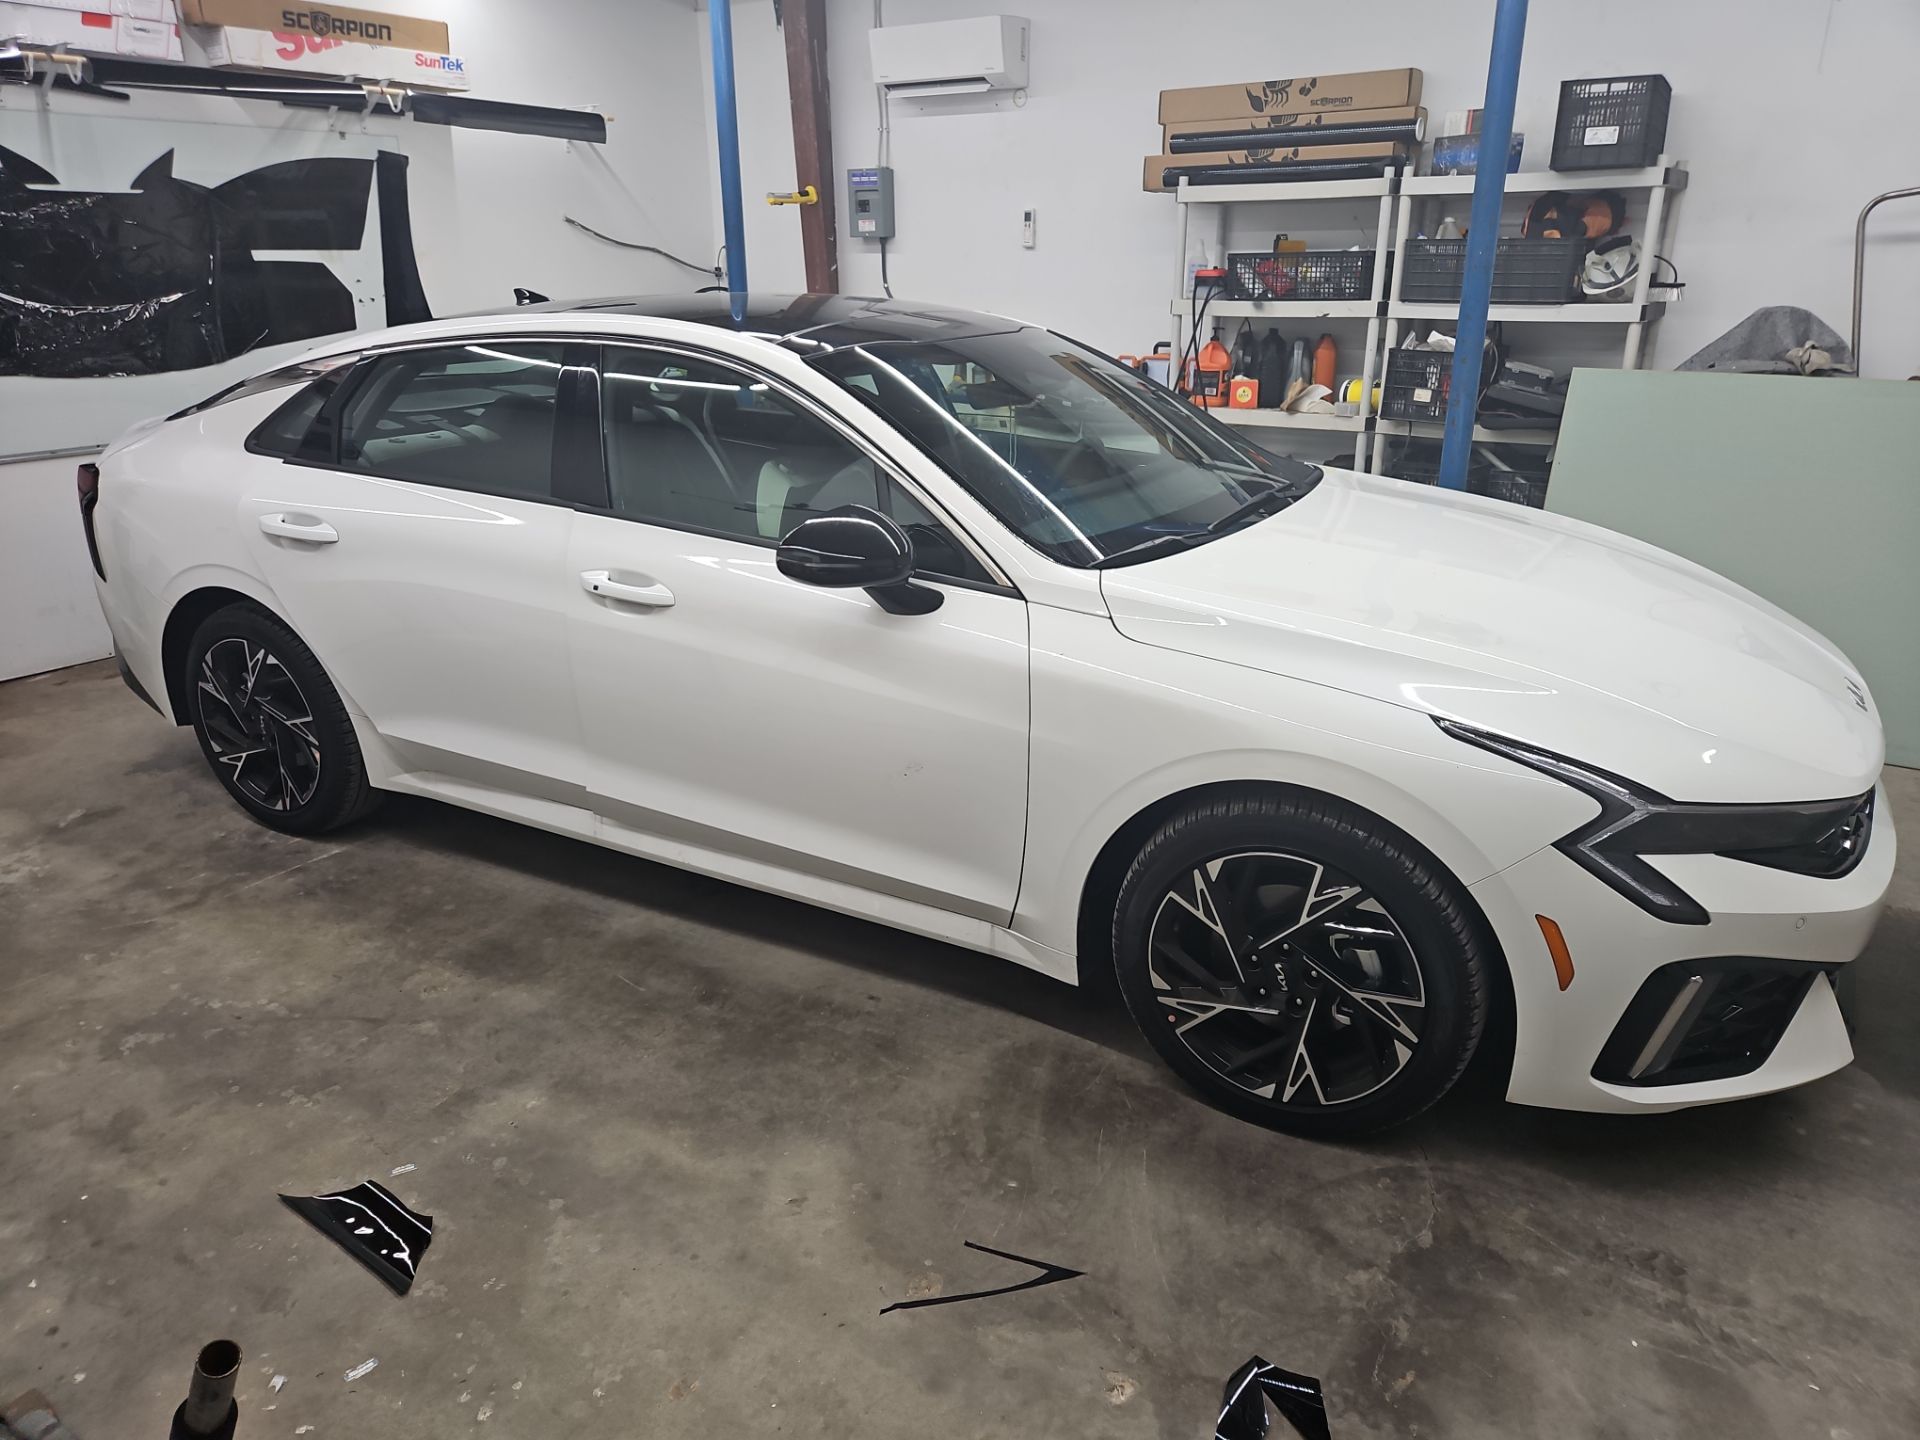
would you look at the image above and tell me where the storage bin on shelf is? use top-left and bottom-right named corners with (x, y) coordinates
top-left (1400, 238), bottom-right (1585, 304)
top-left (1227, 250), bottom-right (1376, 303)
top-left (1551, 75), bottom-right (1671, 171)
top-left (1380, 348), bottom-right (1450, 421)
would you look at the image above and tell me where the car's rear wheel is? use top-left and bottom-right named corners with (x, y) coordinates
top-left (1112, 790), bottom-right (1489, 1137)
top-left (184, 603), bottom-right (378, 835)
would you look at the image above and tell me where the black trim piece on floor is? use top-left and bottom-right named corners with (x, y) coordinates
top-left (1215, 1356), bottom-right (1332, 1440)
top-left (878, 1240), bottom-right (1082, 1315)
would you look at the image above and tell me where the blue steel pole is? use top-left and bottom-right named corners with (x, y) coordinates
top-left (709, 0), bottom-right (749, 325)
top-left (1438, 0), bottom-right (1528, 490)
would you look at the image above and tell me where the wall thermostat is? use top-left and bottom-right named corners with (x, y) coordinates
top-left (847, 166), bottom-right (895, 240)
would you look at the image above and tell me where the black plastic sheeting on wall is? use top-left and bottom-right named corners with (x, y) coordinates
top-left (376, 151), bottom-right (433, 328)
top-left (0, 144), bottom-right (432, 379)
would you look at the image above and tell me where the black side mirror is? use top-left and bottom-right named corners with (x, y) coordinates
top-left (776, 506), bottom-right (943, 614)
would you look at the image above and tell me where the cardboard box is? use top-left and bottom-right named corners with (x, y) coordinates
top-left (0, 1), bottom-right (183, 59)
top-left (194, 23), bottom-right (470, 87)
top-left (15, 0), bottom-right (172, 12)
top-left (1158, 69), bottom-right (1422, 125)
top-left (1143, 143), bottom-right (1407, 192)
top-left (179, 0), bottom-right (450, 53)
top-left (1164, 106), bottom-right (1425, 151)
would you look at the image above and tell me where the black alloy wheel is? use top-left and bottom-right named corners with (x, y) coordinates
top-left (196, 635), bottom-right (322, 812)
top-left (1113, 791), bottom-right (1490, 1137)
top-left (185, 603), bottom-right (378, 834)
top-left (1148, 850), bottom-right (1427, 1107)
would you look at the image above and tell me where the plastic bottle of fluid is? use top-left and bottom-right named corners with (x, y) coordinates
top-left (1231, 328), bottom-right (1262, 382)
top-left (1186, 239), bottom-right (1216, 293)
top-left (1258, 332), bottom-right (1289, 407)
top-left (1283, 337), bottom-right (1310, 404)
top-left (1312, 334), bottom-right (1337, 391)
top-left (1189, 329), bottom-right (1233, 407)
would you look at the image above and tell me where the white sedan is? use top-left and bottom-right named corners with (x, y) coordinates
top-left (82, 295), bottom-right (1892, 1136)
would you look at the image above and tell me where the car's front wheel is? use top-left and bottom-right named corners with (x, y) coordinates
top-left (184, 602), bottom-right (378, 835)
top-left (1112, 790), bottom-right (1490, 1137)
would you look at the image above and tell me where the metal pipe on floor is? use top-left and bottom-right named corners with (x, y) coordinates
top-left (168, 1340), bottom-right (240, 1440)
top-left (1438, 0), bottom-right (1529, 491)
top-left (1850, 185), bottom-right (1920, 374)
top-left (709, 0), bottom-right (750, 325)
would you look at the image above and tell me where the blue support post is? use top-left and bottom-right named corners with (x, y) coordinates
top-left (1438, 0), bottom-right (1529, 490)
top-left (709, 0), bottom-right (749, 324)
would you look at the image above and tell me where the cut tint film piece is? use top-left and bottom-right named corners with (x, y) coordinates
top-left (280, 1179), bottom-right (434, 1296)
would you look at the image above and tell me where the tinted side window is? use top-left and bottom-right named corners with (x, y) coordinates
top-left (337, 342), bottom-right (566, 498)
top-left (248, 370), bottom-right (346, 458)
top-left (600, 347), bottom-right (991, 584)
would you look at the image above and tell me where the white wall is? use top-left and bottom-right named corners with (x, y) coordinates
top-left (0, 458), bottom-right (115, 680)
top-left (430, 0), bottom-right (717, 311)
top-left (712, 0), bottom-right (1920, 379)
top-left (1, 0), bottom-right (716, 680)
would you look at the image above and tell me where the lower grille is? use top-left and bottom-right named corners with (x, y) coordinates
top-left (1592, 958), bottom-right (1829, 1087)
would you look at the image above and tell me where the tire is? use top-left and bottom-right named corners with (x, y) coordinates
top-left (1112, 789), bottom-right (1488, 1138)
top-left (183, 602), bottom-right (379, 835)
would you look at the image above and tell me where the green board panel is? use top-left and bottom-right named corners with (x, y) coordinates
top-left (1548, 369), bottom-right (1920, 768)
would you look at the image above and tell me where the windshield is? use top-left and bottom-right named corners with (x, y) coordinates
top-left (808, 329), bottom-right (1320, 567)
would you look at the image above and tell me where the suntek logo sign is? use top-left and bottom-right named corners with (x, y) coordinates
top-left (280, 8), bottom-right (393, 43)
top-left (414, 52), bottom-right (464, 72)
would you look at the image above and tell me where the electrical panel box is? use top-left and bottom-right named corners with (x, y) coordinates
top-left (847, 166), bottom-right (895, 240)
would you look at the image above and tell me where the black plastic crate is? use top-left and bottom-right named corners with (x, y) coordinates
top-left (1552, 75), bottom-right (1671, 171)
top-left (1380, 439), bottom-right (1550, 508)
top-left (1401, 238), bottom-right (1585, 304)
top-left (1381, 348), bottom-right (1450, 421)
top-left (1472, 472), bottom-right (1549, 508)
top-left (1227, 250), bottom-right (1376, 303)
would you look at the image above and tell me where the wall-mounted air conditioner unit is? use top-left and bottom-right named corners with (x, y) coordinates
top-left (869, 15), bottom-right (1028, 100)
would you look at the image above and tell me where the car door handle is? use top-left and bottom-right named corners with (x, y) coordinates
top-left (258, 512), bottom-right (339, 545)
top-left (580, 569), bottom-right (675, 608)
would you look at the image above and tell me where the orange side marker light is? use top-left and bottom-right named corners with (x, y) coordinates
top-left (1536, 915), bottom-right (1574, 991)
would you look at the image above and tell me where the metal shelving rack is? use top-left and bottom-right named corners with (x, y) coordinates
top-left (1169, 174), bottom-right (1398, 469)
top-left (1371, 157), bottom-right (1687, 476)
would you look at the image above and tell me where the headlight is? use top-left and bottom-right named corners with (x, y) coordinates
top-left (1436, 719), bottom-right (1875, 925)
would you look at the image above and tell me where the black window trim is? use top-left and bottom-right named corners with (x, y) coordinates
top-left (241, 328), bottom-right (1021, 597)
top-left (251, 337), bottom-right (605, 513)
top-left (588, 337), bottom-right (1020, 596)
top-left (243, 362), bottom-right (356, 462)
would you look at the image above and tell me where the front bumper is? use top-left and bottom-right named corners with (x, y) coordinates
top-left (1473, 782), bottom-right (1895, 1113)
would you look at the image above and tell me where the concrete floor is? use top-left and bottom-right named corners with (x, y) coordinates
top-left (2, 659), bottom-right (1916, 1439)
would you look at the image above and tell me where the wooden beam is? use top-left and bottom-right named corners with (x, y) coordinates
top-left (780, 0), bottom-right (839, 294)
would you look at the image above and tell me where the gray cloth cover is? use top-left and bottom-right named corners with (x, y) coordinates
top-left (1676, 306), bottom-right (1853, 373)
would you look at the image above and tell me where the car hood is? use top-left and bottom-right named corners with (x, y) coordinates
top-left (1099, 468), bottom-right (1883, 802)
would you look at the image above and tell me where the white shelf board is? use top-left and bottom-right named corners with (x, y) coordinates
top-left (1376, 419), bottom-right (1560, 445)
top-left (1219, 410), bottom-right (1367, 433)
top-left (1389, 301), bottom-right (1659, 325)
top-left (1174, 298), bottom-right (1380, 320)
top-left (1400, 159), bottom-right (1686, 196)
top-left (1173, 176), bottom-right (1397, 204)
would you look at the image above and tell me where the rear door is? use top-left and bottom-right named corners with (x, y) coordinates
top-left (238, 337), bottom-right (602, 800)
top-left (566, 342), bottom-right (1031, 922)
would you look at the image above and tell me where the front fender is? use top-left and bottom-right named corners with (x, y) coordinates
top-left (1010, 607), bottom-right (1592, 957)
